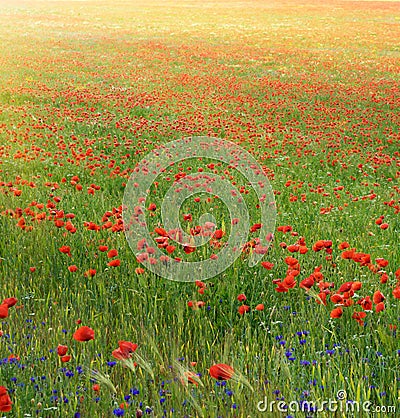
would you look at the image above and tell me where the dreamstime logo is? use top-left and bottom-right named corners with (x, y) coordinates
top-left (122, 136), bottom-right (276, 282)
top-left (257, 390), bottom-right (396, 414)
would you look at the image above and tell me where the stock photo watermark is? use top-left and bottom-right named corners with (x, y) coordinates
top-left (123, 136), bottom-right (276, 282)
top-left (257, 390), bottom-right (396, 414)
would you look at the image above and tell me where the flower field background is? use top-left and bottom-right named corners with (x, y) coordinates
top-left (0, 0), bottom-right (399, 416)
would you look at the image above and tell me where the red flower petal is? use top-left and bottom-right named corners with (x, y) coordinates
top-left (73, 326), bottom-right (95, 342)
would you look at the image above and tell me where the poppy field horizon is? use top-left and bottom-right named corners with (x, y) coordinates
top-left (0, 0), bottom-right (399, 417)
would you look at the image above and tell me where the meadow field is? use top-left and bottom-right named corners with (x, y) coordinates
top-left (0, 0), bottom-right (399, 416)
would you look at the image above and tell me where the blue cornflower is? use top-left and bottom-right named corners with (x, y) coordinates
top-left (113, 408), bottom-right (125, 416)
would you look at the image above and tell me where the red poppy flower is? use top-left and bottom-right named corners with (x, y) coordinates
top-left (341, 249), bottom-right (356, 259)
top-left (375, 258), bottom-right (388, 268)
top-left (2, 298), bottom-right (17, 308)
top-left (312, 240), bottom-right (325, 252)
top-left (299, 246), bottom-right (308, 254)
top-left (112, 340), bottom-right (138, 360)
top-left (275, 281), bottom-right (289, 293)
top-left (338, 282), bottom-right (353, 293)
top-left (261, 261), bottom-right (274, 270)
top-left (277, 225), bottom-right (292, 233)
top-left (238, 305), bottom-right (250, 315)
top-left (380, 273), bottom-right (388, 284)
top-left (57, 345), bottom-right (68, 356)
top-left (68, 265), bottom-right (78, 272)
top-left (61, 355), bottom-right (71, 363)
top-left (154, 228), bottom-right (168, 239)
top-left (330, 307), bottom-right (343, 318)
top-left (282, 275), bottom-right (296, 289)
top-left (375, 302), bottom-right (385, 313)
top-left (107, 259), bottom-right (121, 267)
top-left (181, 371), bottom-right (199, 386)
top-left (250, 223), bottom-right (262, 233)
top-left (359, 296), bottom-right (373, 311)
top-left (107, 249), bottom-right (118, 258)
top-left (73, 326), bottom-right (95, 342)
top-left (255, 304), bottom-right (264, 311)
top-left (316, 292), bottom-right (327, 305)
top-left (54, 219), bottom-right (64, 228)
top-left (373, 290), bottom-right (385, 304)
top-left (183, 245), bottom-right (195, 254)
top-left (92, 384), bottom-right (100, 392)
top-left (287, 244), bottom-right (299, 253)
top-left (393, 288), bottom-right (400, 299)
top-left (0, 304), bottom-right (8, 319)
top-left (352, 311), bottom-right (367, 326)
top-left (0, 386), bottom-right (12, 412)
top-left (352, 311), bottom-right (366, 321)
top-left (209, 364), bottom-right (234, 381)
top-left (59, 245), bottom-right (71, 256)
top-left (84, 269), bottom-right (97, 277)
top-left (98, 245), bottom-right (108, 252)
top-left (284, 256), bottom-right (299, 268)
top-left (213, 230), bottom-right (224, 239)
top-left (300, 277), bottom-right (314, 290)
top-left (237, 294), bottom-right (246, 302)
top-left (166, 245), bottom-right (175, 254)
top-left (351, 282), bottom-right (362, 291)
top-left (119, 341), bottom-right (138, 356)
